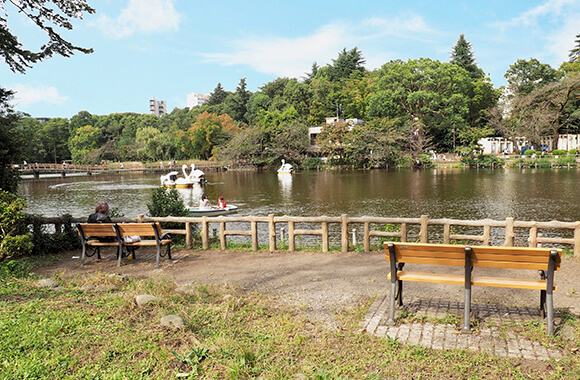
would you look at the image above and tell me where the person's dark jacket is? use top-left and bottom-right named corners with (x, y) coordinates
top-left (87, 211), bottom-right (112, 224)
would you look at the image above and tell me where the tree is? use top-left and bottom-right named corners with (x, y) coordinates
top-left (317, 120), bottom-right (352, 164)
top-left (1, 0), bottom-right (95, 74)
top-left (178, 112), bottom-right (238, 160)
top-left (224, 78), bottom-right (251, 123)
top-left (367, 58), bottom-right (471, 152)
top-left (450, 34), bottom-right (484, 80)
top-left (342, 118), bottom-right (404, 168)
top-left (0, 87), bottom-right (22, 193)
top-left (569, 34), bottom-right (580, 63)
top-left (68, 125), bottom-right (101, 163)
top-left (504, 58), bottom-right (563, 97)
top-left (43, 118), bottom-right (71, 163)
top-left (207, 83), bottom-right (229, 106)
top-left (328, 47), bottom-right (366, 83)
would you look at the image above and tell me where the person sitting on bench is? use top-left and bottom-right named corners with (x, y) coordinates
top-left (87, 201), bottom-right (114, 242)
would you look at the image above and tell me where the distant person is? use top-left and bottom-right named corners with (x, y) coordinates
top-left (87, 201), bottom-right (114, 242)
top-left (217, 196), bottom-right (226, 208)
top-left (88, 201), bottom-right (113, 224)
top-left (199, 194), bottom-right (212, 209)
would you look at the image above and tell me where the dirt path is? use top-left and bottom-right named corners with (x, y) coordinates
top-left (35, 248), bottom-right (580, 325)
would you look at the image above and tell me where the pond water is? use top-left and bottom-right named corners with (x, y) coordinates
top-left (18, 168), bottom-right (580, 223)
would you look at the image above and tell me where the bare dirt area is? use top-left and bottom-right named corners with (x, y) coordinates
top-left (34, 248), bottom-right (580, 326)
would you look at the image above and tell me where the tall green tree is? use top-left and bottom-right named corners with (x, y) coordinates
top-left (328, 47), bottom-right (366, 83)
top-left (450, 34), bottom-right (484, 80)
top-left (504, 58), bottom-right (563, 97)
top-left (207, 83), bottom-right (229, 106)
top-left (1, 0), bottom-right (95, 74)
top-left (367, 58), bottom-right (471, 152)
top-left (68, 125), bottom-right (101, 163)
top-left (43, 118), bottom-right (71, 163)
top-left (224, 78), bottom-right (251, 123)
top-left (0, 88), bottom-right (22, 192)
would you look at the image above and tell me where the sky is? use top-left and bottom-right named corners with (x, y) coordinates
top-left (1, 0), bottom-right (579, 118)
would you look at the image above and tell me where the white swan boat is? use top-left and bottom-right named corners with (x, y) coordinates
top-left (187, 205), bottom-right (239, 216)
top-left (160, 164), bottom-right (205, 188)
top-left (277, 159), bottom-right (294, 174)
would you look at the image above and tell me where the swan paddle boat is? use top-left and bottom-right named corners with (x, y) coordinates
top-left (277, 159), bottom-right (294, 174)
top-left (187, 205), bottom-right (239, 216)
top-left (160, 164), bottom-right (205, 188)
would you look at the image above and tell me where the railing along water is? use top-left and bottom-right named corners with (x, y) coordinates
top-left (39, 214), bottom-right (580, 256)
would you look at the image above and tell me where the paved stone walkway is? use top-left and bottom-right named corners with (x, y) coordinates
top-left (362, 295), bottom-right (564, 360)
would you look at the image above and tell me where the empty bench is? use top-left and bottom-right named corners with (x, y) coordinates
top-left (385, 242), bottom-right (561, 335)
top-left (76, 222), bottom-right (172, 268)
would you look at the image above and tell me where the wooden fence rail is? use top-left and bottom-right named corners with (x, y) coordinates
top-left (38, 214), bottom-right (580, 256)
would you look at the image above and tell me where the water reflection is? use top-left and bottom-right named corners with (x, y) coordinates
top-left (18, 168), bottom-right (580, 224)
top-left (176, 183), bottom-right (205, 208)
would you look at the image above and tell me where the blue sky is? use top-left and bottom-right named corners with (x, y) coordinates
top-left (2, 0), bottom-right (579, 118)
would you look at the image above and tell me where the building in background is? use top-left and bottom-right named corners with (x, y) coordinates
top-left (149, 97), bottom-right (167, 117)
top-left (186, 92), bottom-right (210, 109)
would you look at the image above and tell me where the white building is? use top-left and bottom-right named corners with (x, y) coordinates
top-left (478, 134), bottom-right (580, 154)
top-left (186, 92), bottom-right (210, 109)
top-left (149, 97), bottom-right (167, 117)
top-left (308, 117), bottom-right (365, 152)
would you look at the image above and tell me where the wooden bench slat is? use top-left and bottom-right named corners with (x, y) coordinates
top-left (389, 256), bottom-right (466, 266)
top-left (472, 276), bottom-right (557, 290)
top-left (388, 271), bottom-right (464, 285)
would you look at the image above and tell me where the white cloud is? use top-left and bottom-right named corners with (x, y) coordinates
top-left (95, 0), bottom-right (181, 39)
top-left (202, 15), bottom-right (437, 78)
top-left (11, 85), bottom-right (68, 106)
top-left (506, 0), bottom-right (577, 27)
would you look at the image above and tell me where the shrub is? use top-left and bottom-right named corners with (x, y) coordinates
top-left (460, 154), bottom-right (505, 168)
top-left (0, 191), bottom-right (32, 262)
top-left (25, 213), bottom-right (81, 256)
top-left (569, 148), bottom-right (578, 156)
top-left (524, 149), bottom-right (535, 156)
top-left (147, 187), bottom-right (194, 243)
top-left (552, 149), bottom-right (567, 156)
top-left (557, 155), bottom-right (576, 167)
top-left (302, 157), bottom-right (324, 170)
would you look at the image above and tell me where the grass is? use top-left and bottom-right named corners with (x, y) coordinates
top-left (2, 259), bottom-right (580, 379)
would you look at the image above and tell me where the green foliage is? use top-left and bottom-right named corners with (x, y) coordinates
top-left (0, 0), bottom-right (95, 74)
top-left (557, 155), bottom-right (576, 167)
top-left (552, 149), bottom-right (567, 156)
top-left (460, 154), bottom-right (505, 168)
top-left (0, 191), bottom-right (32, 261)
top-left (25, 213), bottom-right (81, 256)
top-left (524, 149), bottom-right (535, 156)
top-left (147, 187), bottom-right (189, 218)
top-left (302, 157), bottom-right (324, 169)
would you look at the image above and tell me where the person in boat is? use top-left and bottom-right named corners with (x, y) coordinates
top-left (88, 201), bottom-right (112, 224)
top-left (217, 196), bottom-right (226, 208)
top-left (200, 194), bottom-right (212, 209)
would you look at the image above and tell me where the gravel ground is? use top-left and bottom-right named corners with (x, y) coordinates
top-left (34, 248), bottom-right (580, 326)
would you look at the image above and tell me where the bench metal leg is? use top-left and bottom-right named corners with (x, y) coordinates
top-left (81, 245), bottom-right (86, 266)
top-left (387, 281), bottom-right (397, 325)
top-left (396, 279), bottom-right (403, 306)
top-left (462, 247), bottom-right (473, 334)
top-left (540, 289), bottom-right (546, 319)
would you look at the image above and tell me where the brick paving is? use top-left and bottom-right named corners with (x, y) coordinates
top-left (362, 294), bottom-right (564, 360)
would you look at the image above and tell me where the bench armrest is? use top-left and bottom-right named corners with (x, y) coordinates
top-left (160, 232), bottom-right (171, 240)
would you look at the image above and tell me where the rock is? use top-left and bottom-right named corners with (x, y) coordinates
top-left (135, 294), bottom-right (158, 307)
top-left (79, 285), bottom-right (96, 291)
top-left (108, 273), bottom-right (128, 281)
top-left (160, 314), bottom-right (185, 329)
top-left (174, 286), bottom-right (196, 295)
top-left (37, 278), bottom-right (58, 288)
top-left (223, 294), bottom-right (233, 301)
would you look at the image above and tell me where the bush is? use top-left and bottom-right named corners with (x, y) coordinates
top-left (552, 149), bottom-right (567, 156)
top-left (0, 191), bottom-right (32, 262)
top-left (302, 157), bottom-right (324, 170)
top-left (460, 154), bottom-right (505, 168)
top-left (557, 155), bottom-right (576, 167)
top-left (25, 213), bottom-right (81, 256)
top-left (569, 148), bottom-right (578, 156)
top-left (524, 149), bottom-right (535, 156)
top-left (147, 187), bottom-right (193, 244)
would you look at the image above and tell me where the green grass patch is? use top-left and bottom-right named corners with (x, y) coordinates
top-left (2, 258), bottom-right (580, 379)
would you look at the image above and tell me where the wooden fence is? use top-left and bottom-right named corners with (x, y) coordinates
top-left (40, 214), bottom-right (580, 256)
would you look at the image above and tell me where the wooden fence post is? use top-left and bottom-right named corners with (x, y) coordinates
top-left (529, 222), bottom-right (538, 247)
top-left (220, 221), bottom-right (226, 250)
top-left (420, 215), bottom-right (429, 243)
top-left (341, 214), bottom-right (349, 252)
top-left (201, 216), bottom-right (209, 249)
top-left (505, 217), bottom-right (514, 247)
top-left (443, 224), bottom-right (451, 244)
top-left (575, 221), bottom-right (580, 257)
top-left (251, 219), bottom-right (258, 251)
top-left (185, 222), bottom-right (192, 248)
top-left (400, 223), bottom-right (407, 242)
top-left (483, 225), bottom-right (491, 246)
top-left (322, 221), bottom-right (329, 252)
top-left (268, 214), bottom-right (276, 252)
top-left (288, 220), bottom-right (295, 251)
top-left (363, 221), bottom-right (370, 252)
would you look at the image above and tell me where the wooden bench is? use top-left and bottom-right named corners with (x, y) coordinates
top-left (385, 242), bottom-right (561, 335)
top-left (76, 223), bottom-right (120, 266)
top-left (114, 222), bottom-right (172, 268)
top-left (76, 222), bottom-right (172, 268)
